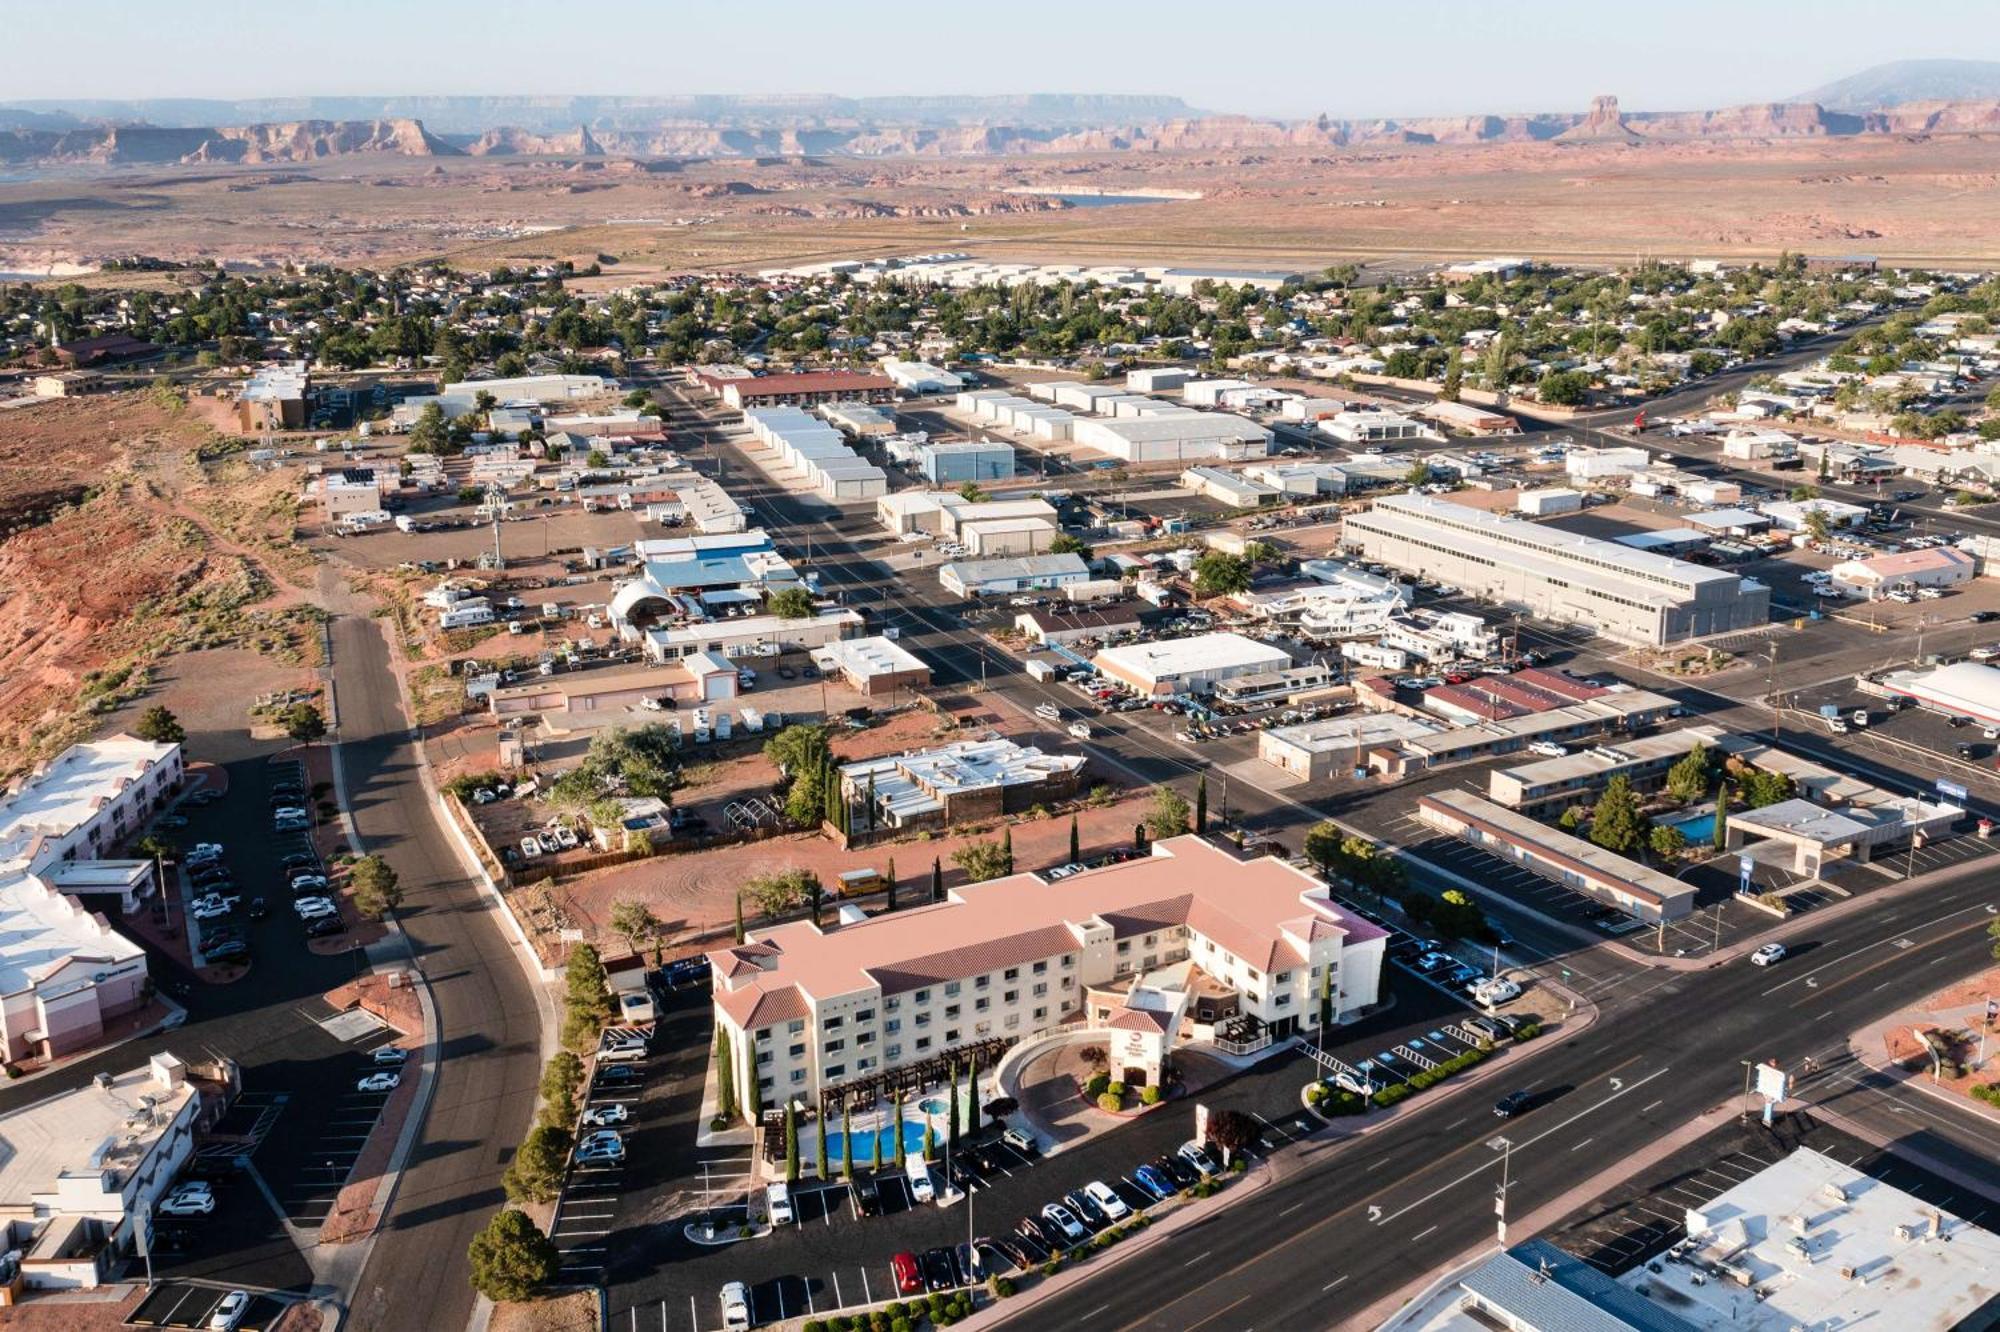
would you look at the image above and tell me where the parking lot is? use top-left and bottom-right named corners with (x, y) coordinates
top-left (127, 1281), bottom-right (289, 1330)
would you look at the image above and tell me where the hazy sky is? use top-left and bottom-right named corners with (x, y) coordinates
top-left (10, 0), bottom-right (2000, 119)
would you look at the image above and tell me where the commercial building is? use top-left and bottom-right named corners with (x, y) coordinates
top-left (722, 371), bottom-right (897, 410)
top-left (236, 361), bottom-right (309, 431)
top-left (1342, 494), bottom-right (1770, 646)
top-left (1488, 725), bottom-right (1726, 816)
top-left (1320, 411), bottom-right (1426, 445)
top-left (1210, 662), bottom-right (1334, 706)
top-left (1015, 604), bottom-right (1147, 648)
top-left (961, 517), bottom-right (1059, 557)
top-left (607, 540), bottom-right (801, 630)
top-left (809, 636), bottom-right (932, 698)
top-left (940, 553), bottom-right (1090, 598)
top-left (1092, 632), bottom-right (1291, 698)
top-left (1070, 414), bottom-right (1272, 464)
top-left (821, 403), bottom-right (897, 437)
top-left (489, 656), bottom-right (740, 726)
top-left (1414, 399), bottom-right (1517, 435)
top-left (314, 467), bottom-right (387, 524)
top-left (1874, 659), bottom-right (2000, 723)
top-left (1126, 368), bottom-right (1192, 393)
top-left (1830, 546), bottom-right (1975, 598)
top-left (1394, 692), bottom-right (1680, 770)
top-left (0, 737), bottom-right (174, 1063)
top-left (1233, 576), bottom-right (1406, 639)
top-left (639, 607), bottom-right (864, 663)
top-left (1180, 466), bottom-right (1280, 508)
top-left (880, 359), bottom-right (961, 394)
top-left (1516, 487), bottom-right (1583, 517)
top-left (919, 440), bottom-right (1013, 485)
top-left (1564, 445), bottom-right (1651, 480)
top-left (396, 374), bottom-right (608, 424)
top-left (1417, 790), bottom-right (1697, 921)
top-left (839, 737), bottom-right (1086, 832)
top-left (0, 1052), bottom-right (210, 1290)
top-left (706, 835), bottom-right (1385, 1107)
top-left (1759, 498), bottom-right (1867, 532)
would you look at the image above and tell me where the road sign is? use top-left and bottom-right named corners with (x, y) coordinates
top-left (1739, 854), bottom-right (1755, 890)
top-left (1194, 1102), bottom-right (1210, 1147)
top-left (1937, 779), bottom-right (1969, 802)
top-left (1755, 1061), bottom-right (1790, 1104)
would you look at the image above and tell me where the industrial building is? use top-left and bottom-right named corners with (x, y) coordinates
top-left (1126, 368), bottom-right (1192, 393)
top-left (1417, 790), bottom-right (1697, 921)
top-left (1516, 487), bottom-right (1583, 517)
top-left (810, 636), bottom-right (932, 697)
top-left (839, 737), bottom-right (1086, 832)
top-left (721, 371), bottom-right (897, 410)
top-left (919, 439), bottom-right (1014, 485)
top-left (1413, 400), bottom-right (1517, 435)
top-left (488, 656), bottom-right (740, 727)
top-left (744, 406), bottom-right (889, 500)
top-left (939, 553), bottom-right (1090, 598)
top-left (639, 607), bottom-right (864, 664)
top-left (1071, 413), bottom-right (1272, 464)
top-left (1180, 466), bottom-right (1280, 508)
top-left (1320, 410), bottom-right (1427, 445)
top-left (706, 835), bottom-right (1384, 1108)
top-left (821, 402), bottom-right (897, 437)
top-left (1258, 715), bottom-right (1444, 782)
top-left (880, 359), bottom-right (961, 394)
top-left (1342, 494), bottom-right (1771, 646)
top-left (1015, 604), bottom-right (1147, 648)
top-left (1092, 632), bottom-right (1292, 698)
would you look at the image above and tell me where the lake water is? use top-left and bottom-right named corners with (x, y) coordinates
top-left (1048, 192), bottom-right (1177, 208)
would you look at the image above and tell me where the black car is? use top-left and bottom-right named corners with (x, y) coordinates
top-left (850, 1174), bottom-right (882, 1217)
top-left (985, 1235), bottom-right (1028, 1269)
top-left (946, 1158), bottom-right (982, 1194)
top-left (1154, 1154), bottom-right (1199, 1189)
top-left (953, 1242), bottom-right (979, 1286)
top-left (205, 939), bottom-right (249, 964)
top-left (1974, 610), bottom-right (2000, 624)
top-left (1064, 1188), bottom-right (1108, 1229)
top-left (304, 914), bottom-right (344, 938)
top-left (1010, 1222), bottom-right (1050, 1264)
top-left (971, 1144), bottom-right (1003, 1174)
top-left (245, 897), bottom-right (268, 920)
top-left (190, 865), bottom-right (232, 886)
top-left (1493, 1090), bottom-right (1533, 1118)
top-left (596, 1065), bottom-right (643, 1087)
top-left (278, 852), bottom-right (319, 873)
top-left (921, 1246), bottom-right (957, 1292)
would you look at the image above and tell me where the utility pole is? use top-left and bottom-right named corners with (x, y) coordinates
top-left (1490, 1136), bottom-right (1513, 1245)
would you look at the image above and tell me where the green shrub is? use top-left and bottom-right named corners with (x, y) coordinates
top-left (1305, 1082), bottom-right (1329, 1107)
top-left (1373, 1083), bottom-right (1411, 1108)
top-left (889, 1318), bottom-right (912, 1332)
top-left (1140, 1085), bottom-right (1163, 1105)
top-left (991, 1275), bottom-right (1016, 1298)
top-left (1973, 1083), bottom-right (2000, 1106)
top-left (1097, 1091), bottom-right (1124, 1112)
top-left (885, 1304), bottom-right (906, 1321)
top-left (805, 1322), bottom-right (827, 1332)
top-left (1193, 1179), bottom-right (1218, 1198)
top-left (1514, 1022), bottom-right (1542, 1041)
top-left (1043, 1254), bottom-right (1064, 1276)
top-left (1230, 1156), bottom-right (1247, 1173)
top-left (1085, 1072), bottom-right (1110, 1097)
top-left (1108, 1081), bottom-right (1126, 1097)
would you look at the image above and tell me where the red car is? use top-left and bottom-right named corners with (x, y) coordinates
top-left (892, 1251), bottom-right (924, 1296)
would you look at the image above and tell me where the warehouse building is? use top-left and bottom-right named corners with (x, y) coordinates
top-left (1071, 413), bottom-right (1272, 464)
top-left (745, 406), bottom-right (889, 500)
top-left (1259, 715), bottom-right (1445, 783)
top-left (822, 403), bottom-right (897, 437)
top-left (1876, 659), bottom-right (2000, 723)
top-left (810, 636), bottom-right (932, 698)
top-left (1320, 410), bottom-right (1426, 445)
top-left (722, 371), bottom-right (896, 410)
top-left (1413, 399), bottom-right (1517, 435)
top-left (940, 553), bottom-right (1090, 597)
top-left (880, 359), bottom-right (961, 394)
top-left (1342, 494), bottom-right (1770, 646)
top-left (1016, 604), bottom-right (1148, 648)
top-left (1126, 367), bottom-right (1192, 393)
top-left (919, 439), bottom-right (1014, 484)
top-left (1417, 790), bottom-right (1697, 921)
top-left (1180, 466), bottom-right (1280, 508)
top-left (706, 835), bottom-right (1384, 1108)
top-left (961, 517), bottom-right (1059, 557)
top-left (490, 655), bottom-right (740, 725)
top-left (640, 607), bottom-right (864, 663)
top-left (1093, 632), bottom-right (1292, 698)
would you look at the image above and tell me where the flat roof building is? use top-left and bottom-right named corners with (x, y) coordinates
top-left (940, 553), bottom-right (1089, 598)
top-left (1180, 466), bottom-right (1280, 508)
top-left (1071, 414), bottom-right (1272, 464)
top-left (640, 607), bottom-right (864, 663)
top-left (810, 636), bottom-right (932, 698)
top-left (841, 737), bottom-right (1084, 831)
top-left (706, 835), bottom-right (1385, 1107)
top-left (722, 372), bottom-right (897, 410)
top-left (1259, 715), bottom-right (1443, 783)
top-left (1093, 632), bottom-right (1291, 698)
top-left (1418, 789), bottom-right (1697, 921)
top-left (1342, 494), bottom-right (1770, 646)
top-left (1489, 726), bottom-right (1726, 816)
top-left (919, 440), bottom-right (1013, 485)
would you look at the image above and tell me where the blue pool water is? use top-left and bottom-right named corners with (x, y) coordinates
top-left (1665, 812), bottom-right (1716, 842)
top-left (918, 1097), bottom-right (948, 1116)
top-left (823, 1119), bottom-right (927, 1163)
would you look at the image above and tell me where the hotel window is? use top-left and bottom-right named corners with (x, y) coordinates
top-left (887, 1044), bottom-right (902, 1061)
top-left (824, 1015), bottom-right (844, 1030)
top-left (1275, 994), bottom-right (1292, 1008)
top-left (916, 1037), bottom-right (932, 1052)
top-left (789, 1044), bottom-right (805, 1059)
top-left (755, 1028), bottom-right (771, 1043)
top-left (975, 998), bottom-right (989, 1012)
top-left (1033, 961), bottom-right (1048, 975)
top-left (858, 1031), bottom-right (875, 1045)
top-left (884, 1018), bottom-right (901, 1034)
top-left (1032, 982), bottom-right (1048, 997)
top-left (944, 981), bottom-right (961, 997)
top-left (760, 1076), bottom-right (775, 1093)
top-left (915, 989), bottom-right (930, 1004)
top-left (1116, 941), bottom-right (1131, 954)
top-left (856, 1057), bottom-right (875, 1073)
top-left (1004, 967), bottom-right (1019, 980)
top-left (825, 1064), bottom-right (845, 1079)
top-left (1061, 956), bottom-right (1073, 969)
top-left (855, 1008), bottom-right (875, 1023)
top-left (946, 1029), bottom-right (961, 1043)
top-left (1143, 955), bottom-right (1157, 969)
top-left (789, 1020), bottom-right (805, 1035)
top-left (944, 1004), bottom-right (960, 1020)
top-left (1275, 972), bottom-right (1292, 986)
top-left (1033, 1006), bottom-right (1047, 1021)
top-left (790, 1069), bottom-right (805, 1084)
top-left (757, 1050), bottom-right (772, 1066)
top-left (915, 1013), bottom-right (931, 1027)
top-left (975, 976), bottom-right (990, 990)
top-left (1005, 1014), bottom-right (1020, 1029)
top-left (1062, 977), bottom-right (1075, 989)
top-left (886, 997), bottom-right (901, 1012)
top-left (1003, 990), bottom-right (1018, 1004)
top-left (825, 1039), bottom-right (845, 1054)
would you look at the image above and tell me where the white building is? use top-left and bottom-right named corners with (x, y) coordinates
top-left (1093, 632), bottom-right (1291, 697)
top-left (939, 554), bottom-right (1090, 598)
top-left (880, 359), bottom-right (961, 394)
top-left (1321, 411), bottom-right (1425, 445)
top-left (1070, 414), bottom-right (1272, 464)
top-left (1760, 498), bottom-right (1868, 532)
top-left (1564, 445), bottom-right (1652, 480)
top-left (706, 836), bottom-right (1386, 1106)
top-left (1831, 546), bottom-right (1976, 597)
top-left (1342, 494), bottom-right (1771, 646)
top-left (1180, 466), bottom-right (1280, 508)
top-left (0, 1052), bottom-right (206, 1289)
top-left (1516, 487), bottom-right (1583, 517)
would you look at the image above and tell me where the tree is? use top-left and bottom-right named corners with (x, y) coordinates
top-left (782, 1104), bottom-right (800, 1182)
top-left (1206, 1108), bottom-right (1259, 1167)
top-left (924, 1118), bottom-right (939, 1163)
top-left (1001, 826), bottom-right (1014, 875)
top-left (609, 900), bottom-right (661, 954)
top-left (1589, 774), bottom-right (1645, 854)
top-left (1317, 964), bottom-right (1333, 1030)
top-left (1303, 820), bottom-right (1342, 873)
top-left (1802, 508), bottom-right (1831, 544)
top-left (966, 1051), bottom-right (981, 1136)
top-left (956, 481), bottom-right (990, 503)
top-left (1049, 533), bottom-right (1093, 560)
top-left (1665, 745), bottom-right (1712, 801)
top-left (1988, 917), bottom-right (2000, 961)
top-left (539, 1052), bottom-right (583, 1130)
top-left (467, 1208), bottom-right (558, 1303)
top-left (932, 856), bottom-right (945, 902)
top-left (502, 1124), bottom-right (572, 1204)
top-left (135, 705), bottom-right (185, 745)
top-left (562, 942), bottom-right (615, 1052)
top-left (816, 1105), bottom-right (830, 1179)
top-left (764, 723), bottom-right (834, 826)
top-left (872, 1105), bottom-right (887, 1171)
top-left (1146, 787), bottom-right (1192, 840)
top-left (1649, 823), bottom-right (1688, 860)
top-left (1194, 774), bottom-right (1209, 834)
top-left (1192, 551), bottom-right (1252, 597)
top-left (1740, 769), bottom-right (1794, 809)
top-left (1713, 786), bottom-right (1730, 852)
top-left (1069, 815), bottom-right (1081, 865)
top-left (408, 403), bottom-right (449, 455)
top-left (952, 838), bottom-right (1012, 883)
top-left (1405, 460), bottom-right (1432, 489)
top-left (349, 855), bottom-right (403, 919)
top-left (1536, 369), bottom-right (1591, 406)
top-left (745, 1055), bottom-right (762, 1121)
top-left (1440, 348), bottom-right (1463, 402)
top-left (281, 702), bottom-right (327, 744)
top-left (841, 1101), bottom-right (854, 1180)
top-left (767, 586), bottom-right (817, 620)
top-left (733, 892), bottom-right (746, 944)
top-left (745, 868), bottom-right (818, 918)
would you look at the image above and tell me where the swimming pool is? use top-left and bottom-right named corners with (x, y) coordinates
top-left (1663, 812), bottom-right (1716, 843)
top-left (821, 1119), bottom-right (926, 1163)
top-left (917, 1097), bottom-right (949, 1116)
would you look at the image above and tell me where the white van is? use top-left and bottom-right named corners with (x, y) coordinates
top-left (765, 1181), bottom-right (793, 1225)
top-left (904, 1152), bottom-right (935, 1204)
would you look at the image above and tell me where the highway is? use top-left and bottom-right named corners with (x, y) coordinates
top-left (329, 610), bottom-right (543, 1331)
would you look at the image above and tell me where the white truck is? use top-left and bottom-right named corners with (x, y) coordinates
top-left (904, 1152), bottom-right (935, 1204)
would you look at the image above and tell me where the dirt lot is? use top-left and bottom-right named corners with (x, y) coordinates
top-left (0, 391), bottom-right (327, 779)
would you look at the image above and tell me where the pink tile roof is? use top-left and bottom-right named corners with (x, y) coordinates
top-left (1851, 546), bottom-right (1974, 578)
top-left (1512, 667), bottom-right (1606, 702)
top-left (711, 837), bottom-right (1378, 1031)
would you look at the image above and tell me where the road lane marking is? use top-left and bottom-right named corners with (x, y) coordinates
top-left (1323, 1276), bottom-right (1349, 1292)
top-left (1411, 1224), bottom-right (1438, 1242)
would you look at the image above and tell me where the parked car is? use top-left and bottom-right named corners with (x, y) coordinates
top-left (921, 1246), bottom-right (958, 1292)
top-left (1153, 1154), bottom-right (1199, 1189)
top-left (1133, 1164), bottom-right (1176, 1200)
top-left (304, 915), bottom-right (344, 939)
top-left (765, 1181), bottom-right (793, 1225)
top-left (1009, 1222), bottom-right (1050, 1264)
top-left (244, 897), bottom-right (268, 920)
top-left (518, 837), bottom-right (540, 859)
top-left (891, 1251), bottom-right (924, 1296)
top-left (1177, 1141), bottom-right (1220, 1177)
top-left (720, 1281), bottom-right (751, 1331)
top-left (1084, 1179), bottom-right (1129, 1220)
top-left (1002, 1127), bottom-right (1039, 1156)
top-left (1063, 1188), bottom-right (1108, 1229)
top-left (850, 1173), bottom-right (882, 1217)
top-left (357, 1072), bottom-right (400, 1093)
top-left (294, 897), bottom-right (338, 920)
top-left (1041, 1202), bottom-right (1087, 1245)
top-left (582, 1102), bottom-right (629, 1127)
top-left (207, 1291), bottom-right (250, 1331)
top-left (595, 1065), bottom-right (642, 1087)
top-left (158, 1191), bottom-right (216, 1217)
top-left (191, 895), bottom-right (239, 921)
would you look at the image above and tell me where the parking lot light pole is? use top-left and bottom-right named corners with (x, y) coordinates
top-left (1488, 1136), bottom-right (1513, 1245)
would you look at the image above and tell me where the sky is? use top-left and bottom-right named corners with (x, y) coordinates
top-left (9, 0), bottom-right (2000, 120)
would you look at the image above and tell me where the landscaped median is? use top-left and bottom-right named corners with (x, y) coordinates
top-left (1304, 1021), bottom-right (1544, 1117)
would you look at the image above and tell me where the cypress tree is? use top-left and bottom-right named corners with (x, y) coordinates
top-left (809, 876), bottom-right (823, 928)
top-left (733, 892), bottom-right (745, 944)
top-left (745, 1059), bottom-right (762, 1122)
top-left (1195, 774), bottom-right (1208, 834)
top-left (816, 1107), bottom-right (830, 1179)
top-left (1002, 826), bottom-right (1014, 876)
top-left (841, 1101), bottom-right (854, 1181)
top-left (1318, 965), bottom-right (1333, 1030)
top-left (872, 1103), bottom-right (886, 1171)
top-left (1712, 786), bottom-right (1729, 852)
top-left (715, 1029), bottom-right (737, 1122)
top-left (967, 1051), bottom-right (981, 1135)
top-left (866, 773), bottom-right (877, 833)
top-left (1069, 815), bottom-right (1080, 865)
top-left (784, 1103), bottom-right (799, 1183)
top-left (885, 856), bottom-right (898, 912)
top-left (931, 857), bottom-right (944, 903)
top-left (924, 1118), bottom-right (939, 1163)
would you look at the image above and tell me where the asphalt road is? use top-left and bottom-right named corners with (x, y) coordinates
top-left (331, 612), bottom-right (543, 1332)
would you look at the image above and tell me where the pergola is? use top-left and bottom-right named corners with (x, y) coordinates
top-left (814, 1032), bottom-right (1018, 1125)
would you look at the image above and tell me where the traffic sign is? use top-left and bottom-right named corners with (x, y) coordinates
top-left (1938, 779), bottom-right (1969, 802)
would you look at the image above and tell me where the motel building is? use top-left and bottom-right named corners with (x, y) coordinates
top-left (705, 836), bottom-right (1386, 1147)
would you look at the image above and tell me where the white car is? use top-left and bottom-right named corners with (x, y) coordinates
top-left (1527, 741), bottom-right (1567, 758)
top-left (1473, 977), bottom-right (1523, 1007)
top-left (720, 1281), bottom-right (752, 1331)
top-left (1177, 1140), bottom-right (1219, 1177)
top-left (357, 1072), bottom-right (400, 1093)
top-left (208, 1291), bottom-right (250, 1331)
top-left (191, 896), bottom-right (239, 921)
top-left (289, 874), bottom-right (329, 893)
top-left (157, 1191), bottom-right (215, 1217)
top-left (1749, 942), bottom-right (1788, 967)
top-left (1084, 1179), bottom-right (1129, 1220)
top-left (518, 836), bottom-right (540, 859)
top-left (581, 1103), bottom-right (629, 1127)
top-left (555, 826), bottom-right (580, 851)
top-left (370, 1046), bottom-right (408, 1067)
top-left (294, 897), bottom-right (338, 919)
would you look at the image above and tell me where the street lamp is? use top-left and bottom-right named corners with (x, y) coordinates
top-left (1488, 1135), bottom-right (1513, 1245)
